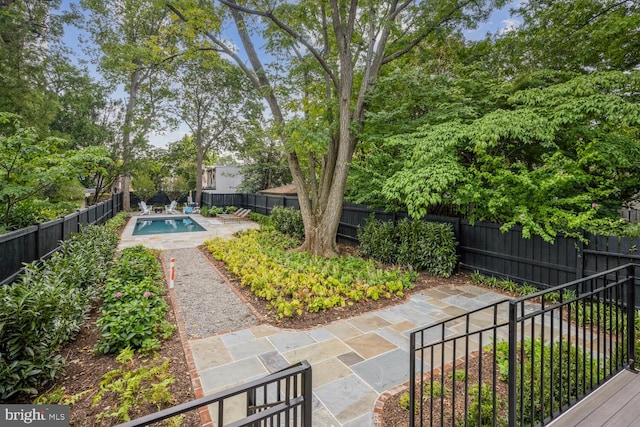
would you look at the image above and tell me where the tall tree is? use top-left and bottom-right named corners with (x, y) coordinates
top-left (234, 120), bottom-right (291, 194)
top-left (168, 51), bottom-right (260, 205)
top-left (80, 0), bottom-right (176, 210)
top-left (492, 0), bottom-right (640, 74)
top-left (348, 36), bottom-right (501, 209)
top-left (169, 0), bottom-right (505, 256)
top-left (166, 135), bottom-right (200, 192)
top-left (0, 0), bottom-right (64, 130)
top-left (46, 51), bottom-right (115, 149)
top-left (0, 112), bottom-right (113, 229)
top-left (383, 71), bottom-right (640, 241)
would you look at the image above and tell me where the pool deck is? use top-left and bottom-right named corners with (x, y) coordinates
top-left (120, 212), bottom-right (260, 250)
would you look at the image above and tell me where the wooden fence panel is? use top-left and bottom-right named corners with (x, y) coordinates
top-left (0, 226), bottom-right (38, 285)
top-left (0, 193), bottom-right (123, 285)
top-left (40, 219), bottom-right (64, 257)
top-left (457, 221), bottom-right (578, 288)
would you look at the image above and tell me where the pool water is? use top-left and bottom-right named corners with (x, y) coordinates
top-left (132, 217), bottom-right (206, 235)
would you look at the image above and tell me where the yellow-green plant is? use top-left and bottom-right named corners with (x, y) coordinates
top-left (93, 351), bottom-right (174, 423)
top-left (205, 229), bottom-right (416, 318)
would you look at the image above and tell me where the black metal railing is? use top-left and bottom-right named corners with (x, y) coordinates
top-left (115, 360), bottom-right (312, 427)
top-left (409, 264), bottom-right (637, 427)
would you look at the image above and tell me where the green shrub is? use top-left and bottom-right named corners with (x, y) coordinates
top-left (209, 206), bottom-right (224, 216)
top-left (249, 212), bottom-right (271, 226)
top-left (494, 338), bottom-right (604, 425)
top-left (0, 214), bottom-right (124, 400)
top-left (270, 206), bottom-right (304, 241)
top-left (5, 199), bottom-right (77, 231)
top-left (95, 245), bottom-right (174, 355)
top-left (397, 219), bottom-right (458, 276)
top-left (358, 215), bottom-right (458, 277)
top-left (358, 215), bottom-right (397, 265)
top-left (200, 206), bottom-right (223, 217)
top-left (466, 383), bottom-right (506, 427)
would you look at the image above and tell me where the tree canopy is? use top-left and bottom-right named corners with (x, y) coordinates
top-left (168, 0), bottom-right (506, 255)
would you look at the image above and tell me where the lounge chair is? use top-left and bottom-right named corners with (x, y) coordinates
top-left (236, 209), bottom-right (251, 219)
top-left (139, 201), bottom-right (152, 215)
top-left (165, 200), bottom-right (178, 214)
top-left (218, 208), bottom-right (251, 222)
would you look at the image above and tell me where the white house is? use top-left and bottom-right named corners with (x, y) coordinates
top-left (202, 166), bottom-right (244, 194)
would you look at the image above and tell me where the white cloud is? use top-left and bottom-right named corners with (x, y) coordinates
top-left (498, 18), bottom-right (521, 35)
top-left (148, 127), bottom-right (190, 148)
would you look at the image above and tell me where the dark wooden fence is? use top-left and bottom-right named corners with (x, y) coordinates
top-left (204, 193), bottom-right (640, 298)
top-left (0, 193), bottom-right (123, 285)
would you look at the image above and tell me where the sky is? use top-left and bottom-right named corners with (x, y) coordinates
top-left (57, 1), bottom-right (521, 148)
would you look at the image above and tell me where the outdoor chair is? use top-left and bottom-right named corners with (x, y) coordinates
top-left (139, 201), bottom-right (152, 215)
top-left (234, 209), bottom-right (251, 219)
top-left (165, 200), bottom-right (178, 214)
top-left (183, 205), bottom-right (200, 214)
top-left (218, 208), bottom-right (251, 222)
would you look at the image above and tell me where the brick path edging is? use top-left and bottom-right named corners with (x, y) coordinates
top-left (373, 381), bottom-right (408, 426)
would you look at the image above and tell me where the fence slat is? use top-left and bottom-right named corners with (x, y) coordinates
top-left (0, 193), bottom-right (123, 285)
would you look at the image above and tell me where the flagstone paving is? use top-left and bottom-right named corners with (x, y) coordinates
top-left (119, 213), bottom-right (504, 426)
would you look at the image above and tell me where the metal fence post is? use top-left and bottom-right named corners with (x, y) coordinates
top-left (409, 333), bottom-right (416, 427)
top-left (508, 300), bottom-right (518, 427)
top-left (303, 363), bottom-right (312, 426)
top-left (627, 264), bottom-right (636, 370)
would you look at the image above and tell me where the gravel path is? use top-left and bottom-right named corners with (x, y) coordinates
top-left (163, 248), bottom-right (258, 338)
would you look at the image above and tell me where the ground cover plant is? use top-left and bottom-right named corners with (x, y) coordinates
top-left (205, 229), bottom-right (417, 318)
top-left (26, 297), bottom-right (199, 427)
top-left (383, 271), bottom-right (638, 426)
top-left (3, 214), bottom-right (199, 426)
top-left (0, 213), bottom-right (126, 400)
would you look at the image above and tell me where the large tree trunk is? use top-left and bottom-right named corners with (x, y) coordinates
top-left (195, 130), bottom-right (204, 206)
top-left (121, 175), bottom-right (132, 211)
top-left (120, 70), bottom-right (141, 211)
top-left (228, 3), bottom-right (354, 257)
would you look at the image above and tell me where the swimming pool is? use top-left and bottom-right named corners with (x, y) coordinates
top-left (132, 216), bottom-right (206, 235)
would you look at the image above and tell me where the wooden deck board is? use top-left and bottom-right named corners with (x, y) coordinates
top-left (550, 369), bottom-right (640, 426)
